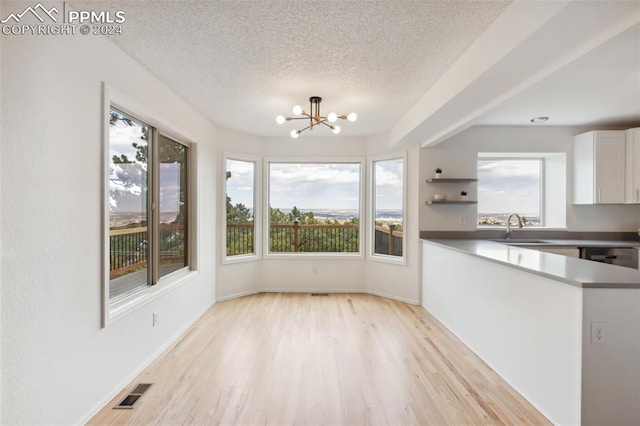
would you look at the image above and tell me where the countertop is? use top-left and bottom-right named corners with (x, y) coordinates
top-left (493, 239), bottom-right (640, 248)
top-left (422, 239), bottom-right (640, 289)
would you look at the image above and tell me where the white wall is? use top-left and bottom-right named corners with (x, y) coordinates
top-left (366, 134), bottom-right (421, 304)
top-left (215, 129), bottom-right (264, 300)
top-left (581, 288), bottom-right (640, 425)
top-left (0, 22), bottom-right (4, 419)
top-left (421, 125), bottom-right (640, 231)
top-left (1, 33), bottom-right (217, 423)
top-left (422, 241), bottom-right (583, 425)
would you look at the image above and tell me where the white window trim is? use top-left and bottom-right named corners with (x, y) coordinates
top-left (477, 153), bottom-right (559, 229)
top-left (102, 83), bottom-right (198, 327)
top-left (223, 152), bottom-right (262, 264)
top-left (263, 156), bottom-right (365, 260)
top-left (367, 151), bottom-right (407, 265)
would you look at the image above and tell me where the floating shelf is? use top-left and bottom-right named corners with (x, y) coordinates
top-left (426, 178), bottom-right (478, 183)
top-left (426, 200), bottom-right (478, 205)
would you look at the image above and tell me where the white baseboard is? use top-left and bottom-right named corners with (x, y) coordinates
top-left (78, 300), bottom-right (215, 424)
top-left (217, 288), bottom-right (419, 305)
top-left (366, 290), bottom-right (420, 305)
top-left (215, 288), bottom-right (262, 302)
top-left (259, 287), bottom-right (366, 294)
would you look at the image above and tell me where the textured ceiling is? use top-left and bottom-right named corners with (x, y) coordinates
top-left (72, 0), bottom-right (511, 137)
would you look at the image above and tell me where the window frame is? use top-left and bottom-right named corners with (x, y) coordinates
top-left (477, 154), bottom-right (546, 228)
top-left (263, 157), bottom-right (365, 259)
top-left (368, 152), bottom-right (407, 264)
top-left (103, 84), bottom-right (198, 327)
top-left (223, 152), bottom-right (262, 264)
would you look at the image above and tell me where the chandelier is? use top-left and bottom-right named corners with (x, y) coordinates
top-left (276, 96), bottom-right (357, 138)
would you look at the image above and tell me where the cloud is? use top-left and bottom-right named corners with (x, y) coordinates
top-left (374, 158), bottom-right (403, 210)
top-left (478, 159), bottom-right (541, 214)
top-left (226, 159), bottom-right (255, 206)
top-left (269, 163), bottom-right (361, 209)
top-left (109, 120), bottom-right (147, 160)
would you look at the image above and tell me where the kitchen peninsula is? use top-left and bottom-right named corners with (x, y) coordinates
top-left (421, 238), bottom-right (640, 426)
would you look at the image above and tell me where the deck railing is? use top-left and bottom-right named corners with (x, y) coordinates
top-left (226, 223), bottom-right (255, 256)
top-left (270, 222), bottom-right (359, 253)
top-left (374, 224), bottom-right (403, 256)
top-left (226, 222), bottom-right (402, 256)
top-left (109, 225), bottom-right (185, 278)
top-left (113, 224), bottom-right (403, 273)
top-left (109, 227), bottom-right (148, 278)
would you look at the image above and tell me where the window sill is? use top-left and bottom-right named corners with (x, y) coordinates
top-left (369, 254), bottom-right (406, 265)
top-left (105, 268), bottom-right (198, 327)
top-left (223, 253), bottom-right (261, 265)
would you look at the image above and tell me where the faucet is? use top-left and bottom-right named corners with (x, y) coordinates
top-left (505, 214), bottom-right (523, 240)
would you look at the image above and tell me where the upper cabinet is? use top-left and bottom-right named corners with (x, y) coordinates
top-left (573, 130), bottom-right (626, 204)
top-left (625, 128), bottom-right (640, 204)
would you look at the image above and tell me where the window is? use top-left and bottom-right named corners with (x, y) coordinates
top-left (225, 156), bottom-right (257, 259)
top-left (477, 157), bottom-right (543, 227)
top-left (266, 161), bottom-right (363, 255)
top-left (371, 155), bottom-right (405, 260)
top-left (477, 153), bottom-right (567, 228)
top-left (108, 107), bottom-right (191, 304)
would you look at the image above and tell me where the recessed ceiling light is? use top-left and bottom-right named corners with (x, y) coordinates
top-left (530, 116), bottom-right (549, 123)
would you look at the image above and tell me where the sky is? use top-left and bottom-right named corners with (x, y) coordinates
top-left (226, 159), bottom-right (255, 207)
top-left (269, 163), bottom-right (361, 210)
top-left (478, 159), bottom-right (541, 215)
top-left (109, 114), bottom-right (183, 218)
top-left (374, 158), bottom-right (403, 210)
top-left (226, 159), bottom-right (404, 212)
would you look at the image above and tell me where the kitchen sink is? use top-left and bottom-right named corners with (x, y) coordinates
top-left (491, 239), bottom-right (549, 244)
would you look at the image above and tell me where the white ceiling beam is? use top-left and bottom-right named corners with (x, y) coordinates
top-left (390, 0), bottom-right (640, 148)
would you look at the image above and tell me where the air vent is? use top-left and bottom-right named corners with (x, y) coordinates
top-left (114, 383), bottom-right (153, 409)
top-left (311, 293), bottom-right (329, 296)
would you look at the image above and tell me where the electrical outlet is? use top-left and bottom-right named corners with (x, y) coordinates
top-left (459, 216), bottom-right (468, 225)
top-left (152, 312), bottom-right (158, 327)
top-left (591, 321), bottom-right (606, 344)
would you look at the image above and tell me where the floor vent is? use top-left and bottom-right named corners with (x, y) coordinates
top-left (114, 383), bottom-right (153, 409)
top-left (311, 293), bottom-right (329, 296)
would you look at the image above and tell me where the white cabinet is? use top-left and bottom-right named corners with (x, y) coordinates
top-left (573, 131), bottom-right (626, 204)
top-left (625, 127), bottom-right (640, 204)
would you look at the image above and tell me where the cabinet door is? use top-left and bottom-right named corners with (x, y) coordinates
top-left (573, 132), bottom-right (595, 204)
top-left (594, 131), bottom-right (625, 204)
top-left (626, 128), bottom-right (640, 204)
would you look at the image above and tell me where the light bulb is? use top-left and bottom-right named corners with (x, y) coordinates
top-left (332, 125), bottom-right (341, 134)
top-left (347, 112), bottom-right (357, 122)
top-left (276, 115), bottom-right (285, 124)
top-left (327, 112), bottom-right (337, 123)
top-left (290, 129), bottom-right (300, 139)
top-left (292, 105), bottom-right (303, 115)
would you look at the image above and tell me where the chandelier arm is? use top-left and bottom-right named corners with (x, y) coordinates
top-left (277, 97), bottom-right (354, 136)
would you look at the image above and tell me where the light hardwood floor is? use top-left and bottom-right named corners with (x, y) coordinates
top-left (90, 293), bottom-right (550, 425)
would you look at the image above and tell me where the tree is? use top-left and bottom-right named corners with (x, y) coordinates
top-left (288, 206), bottom-right (301, 222)
top-left (270, 206), bottom-right (288, 224)
top-left (227, 196), bottom-right (252, 223)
